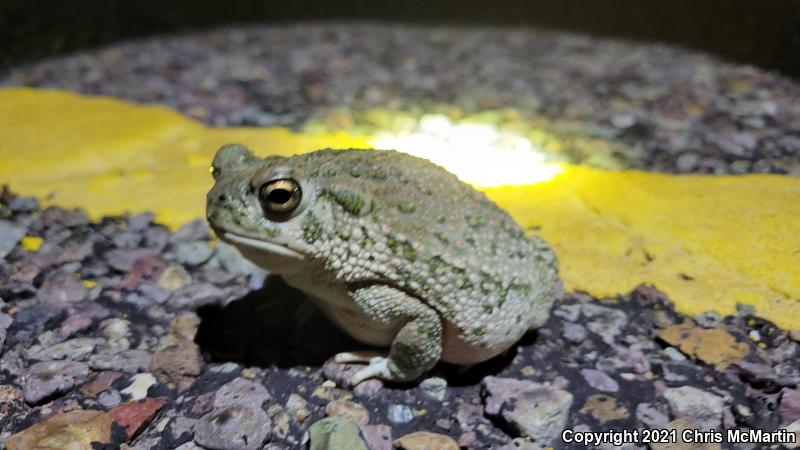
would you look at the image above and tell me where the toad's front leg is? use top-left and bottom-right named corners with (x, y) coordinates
top-left (334, 284), bottom-right (442, 385)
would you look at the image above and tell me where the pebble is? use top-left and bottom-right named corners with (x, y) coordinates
top-left (563, 323), bottom-right (587, 343)
top-left (581, 303), bottom-right (628, 344)
top-left (105, 248), bottom-right (158, 272)
top-left (175, 241), bottom-right (215, 266)
top-left (89, 349), bottom-right (153, 372)
top-left (553, 303), bottom-right (581, 321)
top-left (150, 335), bottom-right (203, 388)
top-left (28, 337), bottom-right (100, 361)
top-left (663, 386), bottom-right (725, 429)
top-left (419, 376), bottom-right (448, 401)
top-left (0, 312), bottom-right (10, 329)
top-left (0, 220), bottom-right (26, 258)
top-left (8, 304), bottom-right (62, 346)
top-left (23, 360), bottom-right (90, 404)
top-left (286, 393), bottom-right (310, 423)
top-left (111, 397), bottom-right (168, 438)
top-left (167, 282), bottom-right (226, 309)
top-left (80, 371), bottom-right (123, 397)
top-left (214, 377), bottom-right (271, 410)
top-left (195, 404), bottom-right (271, 450)
top-left (4, 409), bottom-right (112, 450)
top-left (98, 389), bottom-right (122, 409)
top-left (267, 404), bottom-right (291, 438)
top-left (580, 368), bottom-right (620, 393)
top-left (36, 271), bottom-right (88, 307)
top-left (482, 376), bottom-right (573, 444)
top-left (120, 255), bottom-right (166, 290)
top-left (387, 404), bottom-right (415, 424)
top-left (662, 346), bottom-right (688, 361)
top-left (393, 431), bottom-right (460, 450)
top-left (353, 379), bottom-right (384, 397)
top-left (308, 416), bottom-right (369, 450)
top-left (171, 312), bottom-right (201, 340)
top-left (121, 373), bottom-right (157, 401)
top-left (127, 212), bottom-right (154, 230)
top-left (7, 196), bottom-right (39, 212)
top-left (313, 381), bottom-right (353, 402)
top-left (145, 225), bottom-right (170, 251)
top-left (325, 399), bottom-right (370, 425)
top-left (322, 358), bottom-right (361, 387)
top-left (158, 264), bottom-right (192, 291)
top-left (102, 318), bottom-right (131, 347)
top-left (137, 283), bottom-right (171, 303)
top-left (113, 230), bottom-right (143, 248)
top-left (579, 394), bottom-right (630, 423)
top-left (457, 431), bottom-right (478, 448)
top-left (359, 424), bottom-right (393, 450)
top-left (658, 324), bottom-right (749, 368)
top-left (694, 311), bottom-right (722, 328)
top-left (780, 388), bottom-right (800, 424)
top-left (56, 312), bottom-right (94, 340)
top-left (170, 219), bottom-right (211, 243)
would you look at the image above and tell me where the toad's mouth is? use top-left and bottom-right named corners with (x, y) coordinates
top-left (214, 228), bottom-right (308, 261)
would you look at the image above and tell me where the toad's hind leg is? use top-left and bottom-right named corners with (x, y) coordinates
top-left (335, 285), bottom-right (442, 385)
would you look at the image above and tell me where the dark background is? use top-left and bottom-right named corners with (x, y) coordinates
top-left (2, 0), bottom-right (800, 78)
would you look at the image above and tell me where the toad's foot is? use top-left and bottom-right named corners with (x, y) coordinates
top-left (349, 356), bottom-right (393, 386)
top-left (334, 351), bottom-right (385, 364)
top-left (343, 285), bottom-right (444, 384)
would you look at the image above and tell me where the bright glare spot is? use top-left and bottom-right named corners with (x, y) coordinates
top-left (369, 114), bottom-right (562, 187)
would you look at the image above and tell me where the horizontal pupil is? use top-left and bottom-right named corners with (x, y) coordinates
top-left (268, 188), bottom-right (292, 204)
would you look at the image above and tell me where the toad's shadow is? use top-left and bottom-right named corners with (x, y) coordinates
top-left (195, 274), bottom-right (533, 383)
top-left (196, 275), bottom-right (364, 368)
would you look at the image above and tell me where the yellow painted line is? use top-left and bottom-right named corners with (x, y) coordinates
top-left (0, 88), bottom-right (371, 228)
top-left (1, 88), bottom-right (798, 328)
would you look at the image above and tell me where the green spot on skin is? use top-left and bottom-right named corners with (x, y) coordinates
top-left (321, 188), bottom-right (365, 215)
top-left (387, 234), bottom-right (398, 251)
top-left (360, 231), bottom-right (374, 248)
top-left (416, 323), bottom-right (432, 337)
top-left (402, 242), bottom-right (417, 262)
top-left (263, 224), bottom-right (280, 238)
top-left (337, 229), bottom-right (351, 240)
top-left (302, 213), bottom-right (323, 244)
top-left (427, 255), bottom-right (446, 274)
top-left (398, 202), bottom-right (416, 214)
top-left (368, 168), bottom-right (388, 181)
top-left (466, 215), bottom-right (486, 229)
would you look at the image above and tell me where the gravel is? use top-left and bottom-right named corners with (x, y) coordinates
top-left (0, 21), bottom-right (799, 449)
top-left (0, 194), bottom-right (796, 447)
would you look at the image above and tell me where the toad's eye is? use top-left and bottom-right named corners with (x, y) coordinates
top-left (258, 178), bottom-right (302, 219)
